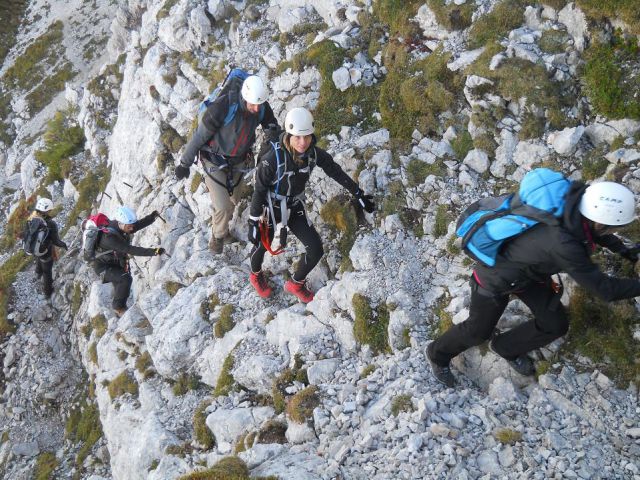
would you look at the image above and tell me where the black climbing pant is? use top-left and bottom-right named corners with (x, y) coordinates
top-left (36, 257), bottom-right (54, 298)
top-left (250, 200), bottom-right (324, 282)
top-left (96, 265), bottom-right (133, 310)
top-left (429, 274), bottom-right (569, 366)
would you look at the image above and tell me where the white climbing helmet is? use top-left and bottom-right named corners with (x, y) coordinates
top-left (579, 181), bottom-right (636, 226)
top-left (240, 75), bottom-right (268, 105)
top-left (284, 107), bottom-right (314, 136)
top-left (35, 197), bottom-right (54, 212)
top-left (115, 206), bottom-right (137, 225)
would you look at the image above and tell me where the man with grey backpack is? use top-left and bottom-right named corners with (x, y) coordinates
top-left (22, 198), bottom-right (67, 299)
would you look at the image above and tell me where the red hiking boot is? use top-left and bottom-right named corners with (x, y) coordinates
top-left (284, 278), bottom-right (314, 303)
top-left (250, 271), bottom-right (272, 298)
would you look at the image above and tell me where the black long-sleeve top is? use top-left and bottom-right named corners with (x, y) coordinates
top-left (94, 213), bottom-right (157, 268)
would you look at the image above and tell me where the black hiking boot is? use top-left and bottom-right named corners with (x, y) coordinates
top-left (425, 343), bottom-right (455, 388)
top-left (489, 339), bottom-right (536, 376)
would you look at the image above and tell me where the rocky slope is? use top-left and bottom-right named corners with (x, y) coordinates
top-left (1, 0), bottom-right (640, 479)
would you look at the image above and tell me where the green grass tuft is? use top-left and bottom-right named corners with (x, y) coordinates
top-left (352, 293), bottom-right (391, 355)
top-left (0, 252), bottom-right (31, 337)
top-left (433, 204), bottom-right (450, 238)
top-left (566, 287), bottom-right (640, 385)
top-left (214, 304), bottom-right (235, 338)
top-left (390, 394), bottom-right (414, 416)
top-left (65, 388), bottom-right (103, 471)
top-left (494, 427), bottom-right (522, 444)
top-left (172, 373), bottom-right (200, 396)
top-left (214, 353), bottom-right (236, 396)
top-left (286, 386), bottom-right (320, 424)
top-left (426, 0), bottom-right (475, 30)
top-left (34, 451), bottom-right (58, 480)
top-left (107, 371), bottom-right (139, 400)
top-left (193, 400), bottom-right (215, 449)
top-left (177, 456), bottom-right (249, 480)
top-left (468, 0), bottom-right (528, 49)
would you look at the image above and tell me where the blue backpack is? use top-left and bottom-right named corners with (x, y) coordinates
top-left (197, 68), bottom-right (265, 126)
top-left (456, 168), bottom-right (572, 267)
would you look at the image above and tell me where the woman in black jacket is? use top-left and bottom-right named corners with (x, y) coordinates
top-left (247, 107), bottom-right (374, 303)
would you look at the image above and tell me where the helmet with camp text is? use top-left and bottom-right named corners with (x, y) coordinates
top-left (579, 181), bottom-right (635, 226)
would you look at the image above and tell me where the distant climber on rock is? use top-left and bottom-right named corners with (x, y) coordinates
top-left (426, 177), bottom-right (640, 388)
top-left (22, 198), bottom-right (68, 299)
top-left (247, 107), bottom-right (375, 303)
top-left (92, 206), bottom-right (165, 317)
top-left (174, 71), bottom-right (281, 254)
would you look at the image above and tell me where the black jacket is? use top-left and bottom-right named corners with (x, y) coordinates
top-left (94, 214), bottom-right (156, 269)
top-left (249, 134), bottom-right (360, 218)
top-left (476, 182), bottom-right (640, 301)
top-left (180, 89), bottom-right (278, 168)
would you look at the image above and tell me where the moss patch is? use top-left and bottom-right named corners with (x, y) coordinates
top-left (352, 293), bottom-right (391, 355)
top-left (286, 385), bottom-right (320, 423)
top-left (214, 304), bottom-right (235, 338)
top-left (200, 293), bottom-right (220, 321)
top-left (107, 371), bottom-right (139, 400)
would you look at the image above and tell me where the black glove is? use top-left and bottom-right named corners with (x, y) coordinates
top-left (265, 123), bottom-right (281, 143)
top-left (175, 165), bottom-right (190, 180)
top-left (154, 247), bottom-right (166, 256)
top-left (355, 189), bottom-right (375, 213)
top-left (620, 246), bottom-right (640, 263)
top-left (248, 219), bottom-right (260, 246)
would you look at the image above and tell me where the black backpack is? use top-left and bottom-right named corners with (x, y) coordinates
top-left (23, 217), bottom-right (50, 257)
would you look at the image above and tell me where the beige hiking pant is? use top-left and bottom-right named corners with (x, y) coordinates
top-left (203, 167), bottom-right (245, 239)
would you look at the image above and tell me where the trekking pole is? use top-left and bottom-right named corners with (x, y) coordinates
top-left (156, 212), bottom-right (167, 223)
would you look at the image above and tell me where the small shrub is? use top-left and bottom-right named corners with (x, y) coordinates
top-left (164, 281), bottom-right (185, 297)
top-left (34, 451), bottom-right (58, 480)
top-left (107, 371), bottom-right (139, 400)
top-left (286, 386), bottom-right (320, 423)
top-left (406, 159), bottom-right (445, 187)
top-left (360, 365), bottom-right (376, 378)
top-left (214, 353), bottom-right (236, 396)
top-left (352, 294), bottom-right (391, 355)
top-left (390, 394), bottom-right (414, 416)
top-left (193, 400), bottom-right (215, 449)
top-left (433, 204), bottom-right (450, 238)
top-left (214, 304), bottom-right (235, 338)
top-left (173, 373), bottom-right (200, 396)
top-left (494, 428), bottom-right (522, 444)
